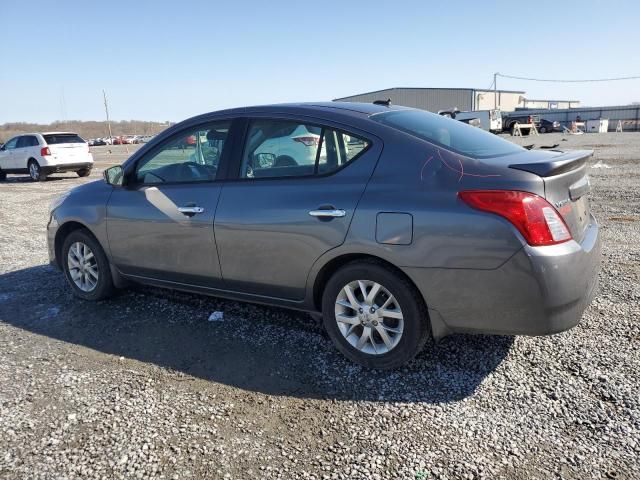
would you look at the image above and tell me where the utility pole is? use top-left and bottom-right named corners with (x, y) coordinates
top-left (103, 90), bottom-right (113, 142)
top-left (494, 72), bottom-right (498, 110)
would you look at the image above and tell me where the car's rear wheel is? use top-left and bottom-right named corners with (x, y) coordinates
top-left (28, 160), bottom-right (47, 181)
top-left (62, 229), bottom-right (114, 301)
top-left (77, 168), bottom-right (91, 177)
top-left (321, 261), bottom-right (430, 369)
top-left (539, 126), bottom-right (547, 133)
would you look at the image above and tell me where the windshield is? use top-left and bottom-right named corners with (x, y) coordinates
top-left (371, 109), bottom-right (523, 158)
top-left (43, 133), bottom-right (85, 144)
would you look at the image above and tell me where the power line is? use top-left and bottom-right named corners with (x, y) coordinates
top-left (496, 72), bottom-right (640, 83)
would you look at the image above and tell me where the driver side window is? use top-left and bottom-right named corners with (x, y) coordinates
top-left (135, 121), bottom-right (230, 184)
top-left (3, 137), bottom-right (19, 150)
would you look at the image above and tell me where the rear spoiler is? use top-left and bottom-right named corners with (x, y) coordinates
top-left (509, 150), bottom-right (593, 177)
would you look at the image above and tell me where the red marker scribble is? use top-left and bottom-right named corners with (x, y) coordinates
top-left (421, 149), bottom-right (501, 182)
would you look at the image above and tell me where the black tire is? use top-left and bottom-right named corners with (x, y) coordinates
top-left (539, 126), bottom-right (547, 134)
top-left (0, 169), bottom-right (6, 181)
top-left (77, 168), bottom-right (92, 177)
top-left (62, 229), bottom-right (115, 301)
top-left (28, 159), bottom-right (47, 181)
top-left (321, 260), bottom-right (431, 369)
top-left (509, 122), bottom-right (518, 136)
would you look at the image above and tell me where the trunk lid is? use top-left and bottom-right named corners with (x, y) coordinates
top-left (43, 133), bottom-right (89, 163)
top-left (508, 149), bottom-right (593, 242)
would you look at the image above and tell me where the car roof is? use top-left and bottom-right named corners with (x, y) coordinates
top-left (41, 131), bottom-right (79, 135)
top-left (202, 101), bottom-right (410, 118)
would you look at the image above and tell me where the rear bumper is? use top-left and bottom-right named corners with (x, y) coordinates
top-left (404, 214), bottom-right (601, 338)
top-left (41, 162), bottom-right (93, 174)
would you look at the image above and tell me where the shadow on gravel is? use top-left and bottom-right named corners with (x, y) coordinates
top-left (0, 265), bottom-right (513, 403)
top-left (0, 175), bottom-right (78, 183)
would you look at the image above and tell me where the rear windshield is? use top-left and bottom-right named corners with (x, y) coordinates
top-left (370, 109), bottom-right (523, 158)
top-left (43, 134), bottom-right (85, 145)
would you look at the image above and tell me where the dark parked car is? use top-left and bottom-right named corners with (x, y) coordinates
top-left (503, 114), bottom-right (541, 135)
top-left (47, 103), bottom-right (600, 369)
top-left (538, 119), bottom-right (562, 133)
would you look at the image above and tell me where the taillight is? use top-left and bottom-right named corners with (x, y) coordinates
top-left (459, 190), bottom-right (572, 246)
top-left (293, 136), bottom-right (318, 147)
top-left (41, 147), bottom-right (51, 156)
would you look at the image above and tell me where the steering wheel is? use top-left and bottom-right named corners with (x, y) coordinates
top-left (141, 170), bottom-right (166, 183)
top-left (181, 161), bottom-right (216, 180)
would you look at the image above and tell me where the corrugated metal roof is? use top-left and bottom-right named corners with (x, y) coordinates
top-left (333, 86), bottom-right (525, 101)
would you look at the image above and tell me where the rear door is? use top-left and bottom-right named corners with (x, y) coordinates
top-left (21, 136), bottom-right (40, 167)
top-left (107, 120), bottom-right (235, 287)
top-left (13, 136), bottom-right (32, 169)
top-left (42, 133), bottom-right (88, 165)
top-left (214, 117), bottom-right (381, 300)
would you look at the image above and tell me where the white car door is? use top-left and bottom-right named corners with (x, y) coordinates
top-left (12, 136), bottom-right (31, 169)
top-left (23, 135), bottom-right (40, 168)
top-left (0, 137), bottom-right (20, 169)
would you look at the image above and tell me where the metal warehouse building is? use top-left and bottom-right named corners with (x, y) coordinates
top-left (333, 87), bottom-right (579, 113)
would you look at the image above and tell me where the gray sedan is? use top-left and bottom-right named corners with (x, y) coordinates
top-left (47, 102), bottom-right (600, 369)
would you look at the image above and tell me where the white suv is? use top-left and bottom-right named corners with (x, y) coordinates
top-left (0, 132), bottom-right (93, 181)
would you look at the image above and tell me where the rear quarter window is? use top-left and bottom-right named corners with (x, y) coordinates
top-left (371, 109), bottom-right (523, 158)
top-left (43, 134), bottom-right (85, 145)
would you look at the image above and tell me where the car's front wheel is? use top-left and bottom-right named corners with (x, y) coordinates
top-left (28, 160), bottom-right (47, 181)
top-left (62, 229), bottom-right (114, 301)
top-left (322, 261), bottom-right (430, 369)
top-left (77, 168), bottom-right (91, 177)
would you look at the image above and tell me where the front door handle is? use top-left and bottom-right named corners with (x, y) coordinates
top-left (308, 209), bottom-right (346, 218)
top-left (178, 205), bottom-right (204, 216)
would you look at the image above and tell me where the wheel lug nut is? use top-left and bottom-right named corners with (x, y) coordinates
top-left (370, 307), bottom-right (376, 313)
top-left (358, 308), bottom-right (363, 314)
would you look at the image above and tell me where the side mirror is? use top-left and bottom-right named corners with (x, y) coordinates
top-left (255, 152), bottom-right (276, 168)
top-left (104, 165), bottom-right (124, 186)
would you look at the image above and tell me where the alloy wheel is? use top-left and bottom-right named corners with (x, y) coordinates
top-left (29, 163), bottom-right (39, 180)
top-left (334, 280), bottom-right (404, 355)
top-left (67, 242), bottom-right (99, 292)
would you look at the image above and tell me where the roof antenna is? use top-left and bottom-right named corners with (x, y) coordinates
top-left (373, 98), bottom-right (391, 106)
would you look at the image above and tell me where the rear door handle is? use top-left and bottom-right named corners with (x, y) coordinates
top-left (178, 206), bottom-right (204, 216)
top-left (308, 209), bottom-right (346, 218)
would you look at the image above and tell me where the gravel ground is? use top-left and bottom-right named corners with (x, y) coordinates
top-left (1, 135), bottom-right (639, 479)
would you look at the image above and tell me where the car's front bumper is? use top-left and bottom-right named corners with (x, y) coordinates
top-left (47, 212), bottom-right (60, 269)
top-left (404, 214), bottom-right (601, 339)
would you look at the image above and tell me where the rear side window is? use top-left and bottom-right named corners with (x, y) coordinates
top-left (43, 133), bottom-right (85, 145)
top-left (240, 119), bottom-right (370, 179)
top-left (371, 109), bottom-right (523, 158)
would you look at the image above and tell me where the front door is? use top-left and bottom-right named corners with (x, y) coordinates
top-left (215, 118), bottom-right (380, 300)
top-left (106, 120), bottom-right (233, 287)
top-left (0, 137), bottom-right (20, 169)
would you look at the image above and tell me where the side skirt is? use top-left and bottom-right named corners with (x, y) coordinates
top-left (121, 272), bottom-right (317, 314)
